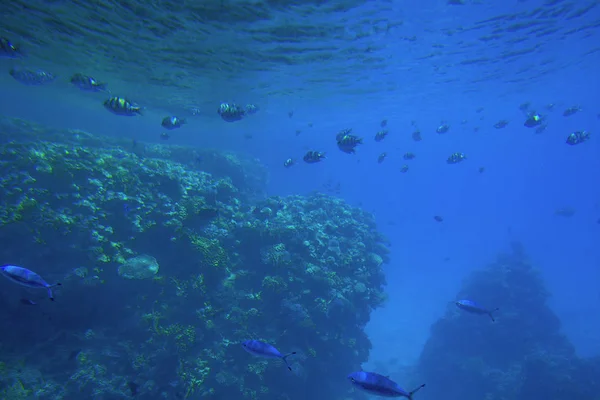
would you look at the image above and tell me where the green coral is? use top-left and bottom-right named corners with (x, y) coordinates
top-left (190, 234), bottom-right (230, 268)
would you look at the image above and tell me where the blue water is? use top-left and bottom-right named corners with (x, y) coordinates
top-left (1, 0), bottom-right (599, 397)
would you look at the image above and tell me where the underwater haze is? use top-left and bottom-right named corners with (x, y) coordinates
top-left (1, 0), bottom-right (599, 399)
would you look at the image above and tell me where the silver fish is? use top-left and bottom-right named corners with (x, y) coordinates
top-left (242, 340), bottom-right (296, 371)
top-left (0, 265), bottom-right (61, 301)
top-left (348, 371), bottom-right (425, 399)
top-left (455, 299), bottom-right (498, 321)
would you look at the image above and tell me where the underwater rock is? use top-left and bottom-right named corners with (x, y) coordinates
top-left (415, 242), bottom-right (598, 400)
top-left (118, 255), bottom-right (159, 279)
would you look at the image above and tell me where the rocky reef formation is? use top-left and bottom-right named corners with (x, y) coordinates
top-left (416, 242), bottom-right (600, 400)
top-left (0, 116), bottom-right (389, 399)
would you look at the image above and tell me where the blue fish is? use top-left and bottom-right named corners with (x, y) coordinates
top-left (241, 340), bottom-right (296, 371)
top-left (0, 265), bottom-right (62, 301)
top-left (348, 371), bottom-right (425, 399)
top-left (455, 299), bottom-right (498, 321)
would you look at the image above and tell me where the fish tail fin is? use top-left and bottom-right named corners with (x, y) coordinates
top-left (47, 282), bottom-right (61, 301)
top-left (282, 351), bottom-right (297, 371)
top-left (408, 383), bottom-right (426, 399)
top-left (489, 308), bottom-right (499, 322)
top-left (180, 118), bottom-right (187, 125)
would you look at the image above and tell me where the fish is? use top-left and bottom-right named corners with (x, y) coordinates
top-left (303, 151), bottom-right (326, 164)
top-left (554, 207), bottom-right (575, 217)
top-left (20, 298), bottom-right (37, 306)
top-left (283, 158), bottom-right (295, 168)
top-left (524, 112), bottom-right (542, 128)
top-left (241, 340), bottom-right (296, 371)
top-left (218, 102), bottom-right (245, 122)
top-left (377, 153), bottom-right (387, 164)
top-left (375, 130), bottom-right (388, 142)
top-left (565, 130), bottom-right (590, 145)
top-left (446, 152), bottom-right (466, 164)
top-left (433, 216), bottom-right (443, 222)
top-left (348, 371), bottom-right (425, 399)
top-left (436, 124), bottom-right (450, 134)
top-left (455, 299), bottom-right (498, 321)
top-left (0, 265), bottom-right (62, 301)
top-left (0, 37), bottom-right (24, 58)
top-left (104, 97), bottom-right (142, 116)
top-left (411, 130), bottom-right (422, 141)
top-left (10, 68), bottom-right (56, 85)
top-left (563, 106), bottom-right (581, 117)
top-left (493, 120), bottom-right (509, 129)
top-left (337, 134), bottom-right (363, 154)
top-left (70, 73), bottom-right (108, 92)
top-left (161, 116), bottom-right (186, 130)
top-left (245, 104), bottom-right (259, 114)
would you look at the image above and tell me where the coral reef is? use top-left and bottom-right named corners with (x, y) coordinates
top-left (0, 116), bottom-right (389, 399)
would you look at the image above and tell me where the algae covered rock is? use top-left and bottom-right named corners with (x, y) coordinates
top-left (118, 254), bottom-right (159, 279)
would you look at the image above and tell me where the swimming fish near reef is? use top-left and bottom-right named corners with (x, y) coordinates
top-left (104, 97), bottom-right (143, 116)
top-left (242, 340), bottom-right (296, 371)
top-left (161, 116), bottom-right (186, 130)
top-left (348, 371), bottom-right (425, 399)
top-left (10, 68), bottom-right (56, 85)
top-left (0, 265), bottom-right (62, 301)
top-left (455, 299), bottom-right (498, 322)
top-left (70, 73), bottom-right (108, 92)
